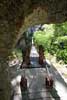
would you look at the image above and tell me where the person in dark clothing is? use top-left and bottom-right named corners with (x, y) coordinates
top-left (20, 76), bottom-right (27, 91)
top-left (38, 45), bottom-right (45, 65)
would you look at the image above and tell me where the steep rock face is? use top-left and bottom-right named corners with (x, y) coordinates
top-left (0, 0), bottom-right (67, 100)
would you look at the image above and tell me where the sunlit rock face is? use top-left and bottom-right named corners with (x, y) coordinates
top-left (0, 0), bottom-right (67, 100)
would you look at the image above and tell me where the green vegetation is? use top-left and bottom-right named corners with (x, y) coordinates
top-left (8, 49), bottom-right (22, 61)
top-left (33, 22), bottom-right (67, 64)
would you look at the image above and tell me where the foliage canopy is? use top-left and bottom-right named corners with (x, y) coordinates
top-left (33, 22), bottom-right (67, 63)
